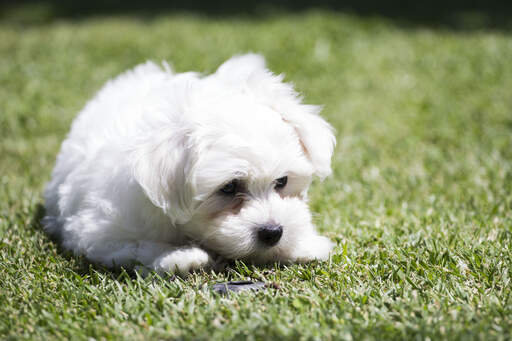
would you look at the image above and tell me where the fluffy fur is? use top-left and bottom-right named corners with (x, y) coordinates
top-left (43, 54), bottom-right (336, 275)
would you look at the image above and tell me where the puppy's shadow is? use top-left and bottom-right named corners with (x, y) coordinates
top-left (32, 203), bottom-right (284, 282)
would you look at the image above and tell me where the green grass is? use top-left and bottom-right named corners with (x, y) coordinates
top-left (1, 4), bottom-right (512, 340)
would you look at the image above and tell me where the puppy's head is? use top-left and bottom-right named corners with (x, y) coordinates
top-left (133, 54), bottom-right (336, 263)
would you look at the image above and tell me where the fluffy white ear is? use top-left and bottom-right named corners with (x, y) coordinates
top-left (216, 54), bottom-right (335, 178)
top-left (280, 104), bottom-right (336, 179)
top-left (215, 53), bottom-right (268, 84)
top-left (131, 128), bottom-right (196, 224)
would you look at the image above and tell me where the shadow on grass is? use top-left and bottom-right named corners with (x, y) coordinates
top-left (1, 0), bottom-right (512, 31)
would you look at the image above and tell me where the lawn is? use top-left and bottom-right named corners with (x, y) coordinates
top-left (1, 2), bottom-right (512, 340)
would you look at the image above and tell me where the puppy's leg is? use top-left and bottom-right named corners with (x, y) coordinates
top-left (83, 240), bottom-right (213, 276)
top-left (151, 246), bottom-right (214, 275)
top-left (291, 234), bottom-right (334, 262)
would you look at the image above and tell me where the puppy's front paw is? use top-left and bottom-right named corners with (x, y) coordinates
top-left (292, 235), bottom-right (334, 262)
top-left (153, 246), bottom-right (213, 276)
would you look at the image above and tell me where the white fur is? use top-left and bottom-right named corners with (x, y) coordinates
top-left (43, 54), bottom-right (336, 275)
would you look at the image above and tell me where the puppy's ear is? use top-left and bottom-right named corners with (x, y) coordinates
top-left (216, 53), bottom-right (336, 178)
top-left (215, 53), bottom-right (267, 84)
top-left (131, 128), bottom-right (196, 224)
top-left (280, 105), bottom-right (336, 179)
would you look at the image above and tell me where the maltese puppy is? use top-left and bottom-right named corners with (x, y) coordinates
top-left (43, 54), bottom-right (336, 275)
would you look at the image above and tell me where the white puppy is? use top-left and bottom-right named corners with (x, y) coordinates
top-left (44, 54), bottom-right (336, 275)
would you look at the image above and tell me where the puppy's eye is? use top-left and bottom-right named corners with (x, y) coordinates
top-left (220, 179), bottom-right (239, 195)
top-left (274, 176), bottom-right (288, 190)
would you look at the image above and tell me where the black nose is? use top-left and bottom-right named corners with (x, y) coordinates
top-left (257, 224), bottom-right (283, 246)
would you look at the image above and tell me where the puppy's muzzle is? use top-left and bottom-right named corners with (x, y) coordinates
top-left (257, 223), bottom-right (283, 246)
